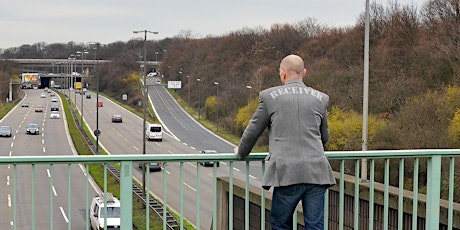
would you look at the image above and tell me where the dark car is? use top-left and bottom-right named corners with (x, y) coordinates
top-left (26, 123), bottom-right (39, 135)
top-left (50, 104), bottom-right (59, 111)
top-left (112, 114), bottom-right (122, 123)
top-left (138, 162), bottom-right (162, 172)
top-left (0, 126), bottom-right (13, 137)
top-left (86, 94), bottom-right (91, 99)
top-left (200, 150), bottom-right (220, 167)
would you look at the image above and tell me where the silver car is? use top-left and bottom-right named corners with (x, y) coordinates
top-left (26, 123), bottom-right (39, 135)
top-left (200, 150), bottom-right (220, 167)
top-left (0, 126), bottom-right (13, 137)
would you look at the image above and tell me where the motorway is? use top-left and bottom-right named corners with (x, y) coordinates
top-left (0, 89), bottom-right (97, 229)
top-left (0, 77), bottom-right (265, 229)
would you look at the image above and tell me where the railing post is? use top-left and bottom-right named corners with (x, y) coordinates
top-left (120, 161), bottom-right (133, 229)
top-left (426, 155), bottom-right (441, 230)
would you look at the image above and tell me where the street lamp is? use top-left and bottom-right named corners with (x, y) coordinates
top-left (187, 75), bottom-right (191, 109)
top-left (197, 78), bottom-right (202, 119)
top-left (155, 51), bottom-right (159, 62)
top-left (214, 82), bottom-right (219, 131)
top-left (133, 29), bottom-right (159, 196)
top-left (77, 50), bottom-right (89, 125)
top-left (246, 85), bottom-right (252, 114)
top-left (90, 42), bottom-right (101, 153)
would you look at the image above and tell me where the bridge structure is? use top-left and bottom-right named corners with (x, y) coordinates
top-left (3, 58), bottom-right (161, 89)
top-left (2, 58), bottom-right (160, 74)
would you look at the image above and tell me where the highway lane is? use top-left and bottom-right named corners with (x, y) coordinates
top-left (0, 89), bottom-right (96, 229)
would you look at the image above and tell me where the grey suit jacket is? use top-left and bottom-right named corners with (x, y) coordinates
top-left (237, 79), bottom-right (336, 190)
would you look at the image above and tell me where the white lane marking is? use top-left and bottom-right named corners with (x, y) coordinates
top-left (47, 169), bottom-right (51, 178)
top-left (10, 142), bottom-right (14, 148)
top-left (133, 146), bottom-right (139, 151)
top-left (10, 221), bottom-right (13, 226)
top-left (43, 147), bottom-right (46, 153)
top-left (60, 207), bottom-right (69, 223)
top-left (183, 143), bottom-right (188, 146)
top-left (187, 162), bottom-right (197, 168)
top-left (190, 146), bottom-right (196, 150)
top-left (249, 175), bottom-right (256, 179)
top-left (7, 176), bottom-right (9, 186)
top-left (42, 139), bottom-right (44, 145)
top-left (168, 151), bottom-right (174, 154)
top-left (9, 151), bottom-right (12, 157)
top-left (184, 182), bottom-right (196, 192)
top-left (53, 186), bottom-right (57, 196)
top-left (8, 194), bottom-right (11, 207)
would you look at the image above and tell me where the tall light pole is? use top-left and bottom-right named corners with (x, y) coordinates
top-left (187, 75), bottom-right (191, 109)
top-left (246, 85), bottom-right (252, 114)
top-left (214, 82), bottom-right (219, 131)
top-left (77, 50), bottom-right (89, 125)
top-left (90, 42), bottom-right (101, 153)
top-left (361, 0), bottom-right (370, 182)
top-left (197, 78), bottom-right (202, 119)
top-left (133, 29), bottom-right (158, 196)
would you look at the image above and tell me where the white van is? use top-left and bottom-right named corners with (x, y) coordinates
top-left (146, 123), bottom-right (163, 141)
top-left (89, 193), bottom-right (121, 230)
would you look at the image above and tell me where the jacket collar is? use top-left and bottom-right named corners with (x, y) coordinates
top-left (285, 79), bottom-right (305, 86)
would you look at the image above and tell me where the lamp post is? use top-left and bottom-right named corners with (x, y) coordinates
top-left (246, 85), bottom-right (252, 114)
top-left (90, 42), bottom-right (101, 153)
top-left (187, 75), bottom-right (191, 109)
top-left (77, 50), bottom-right (89, 125)
top-left (155, 51), bottom-right (159, 62)
top-left (133, 29), bottom-right (159, 196)
top-left (214, 82), bottom-right (219, 131)
top-left (197, 78), bottom-right (202, 119)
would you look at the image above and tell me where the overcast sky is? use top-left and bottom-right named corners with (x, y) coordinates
top-left (1, 0), bottom-right (427, 50)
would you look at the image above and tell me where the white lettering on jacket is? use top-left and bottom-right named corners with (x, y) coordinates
top-left (269, 87), bottom-right (323, 101)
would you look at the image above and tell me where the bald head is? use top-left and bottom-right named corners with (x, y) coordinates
top-left (278, 54), bottom-right (307, 84)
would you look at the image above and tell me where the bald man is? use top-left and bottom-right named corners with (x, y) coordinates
top-left (235, 54), bottom-right (336, 229)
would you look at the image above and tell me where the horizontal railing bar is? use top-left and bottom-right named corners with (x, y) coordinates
top-left (1, 149), bottom-right (460, 164)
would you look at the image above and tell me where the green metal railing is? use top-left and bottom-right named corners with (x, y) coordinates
top-left (1, 149), bottom-right (459, 229)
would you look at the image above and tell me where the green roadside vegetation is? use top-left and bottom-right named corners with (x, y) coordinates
top-left (59, 92), bottom-right (195, 230)
top-left (0, 102), bottom-right (16, 119)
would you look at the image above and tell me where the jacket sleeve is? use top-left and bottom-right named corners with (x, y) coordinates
top-left (320, 95), bottom-right (330, 146)
top-left (236, 93), bottom-right (270, 160)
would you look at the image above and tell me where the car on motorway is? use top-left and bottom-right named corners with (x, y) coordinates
top-left (40, 93), bottom-right (46, 98)
top-left (145, 123), bottom-right (163, 141)
top-left (147, 72), bottom-right (158, 77)
top-left (89, 193), bottom-right (121, 230)
top-left (199, 150), bottom-right (220, 167)
top-left (111, 114), bottom-right (123, 123)
top-left (34, 105), bottom-right (43, 112)
top-left (138, 162), bottom-right (162, 172)
top-left (86, 94), bottom-right (91, 99)
top-left (26, 123), bottom-right (39, 135)
top-left (49, 111), bottom-right (60, 119)
top-left (21, 101), bottom-right (29, 107)
top-left (0, 126), bottom-right (13, 137)
top-left (50, 104), bottom-right (59, 111)
top-left (98, 101), bottom-right (103, 107)
top-left (51, 96), bottom-right (58, 102)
